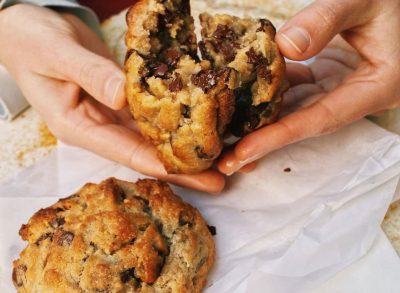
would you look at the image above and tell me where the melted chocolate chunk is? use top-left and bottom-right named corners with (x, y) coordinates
top-left (213, 24), bottom-right (238, 42)
top-left (12, 265), bottom-right (27, 287)
top-left (284, 168), bottom-right (292, 173)
top-left (257, 19), bottom-right (275, 33)
top-left (50, 217), bottom-right (65, 228)
top-left (153, 63), bottom-right (169, 78)
top-left (120, 268), bottom-right (136, 283)
top-left (230, 84), bottom-right (271, 137)
top-left (219, 43), bottom-right (236, 62)
top-left (168, 73), bottom-right (183, 92)
top-left (35, 232), bottom-right (52, 245)
top-left (246, 48), bottom-right (265, 65)
top-left (257, 66), bottom-right (273, 83)
top-left (191, 70), bottom-right (218, 93)
top-left (207, 225), bottom-right (217, 236)
top-left (181, 104), bottom-right (191, 118)
top-left (198, 41), bottom-right (214, 62)
top-left (57, 231), bottom-right (74, 246)
top-left (133, 196), bottom-right (151, 214)
top-left (163, 48), bottom-right (183, 67)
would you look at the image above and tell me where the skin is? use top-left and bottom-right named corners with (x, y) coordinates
top-left (218, 0), bottom-right (400, 175)
top-left (0, 4), bottom-right (224, 193)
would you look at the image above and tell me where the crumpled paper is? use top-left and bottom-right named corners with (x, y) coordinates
top-left (1, 119), bottom-right (400, 293)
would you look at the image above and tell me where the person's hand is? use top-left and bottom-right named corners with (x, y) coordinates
top-left (218, 0), bottom-right (400, 175)
top-left (0, 4), bottom-right (225, 193)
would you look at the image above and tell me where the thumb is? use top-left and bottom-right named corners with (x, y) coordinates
top-left (62, 43), bottom-right (126, 110)
top-left (276, 0), bottom-right (370, 61)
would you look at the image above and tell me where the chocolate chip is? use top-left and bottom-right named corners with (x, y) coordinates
top-left (207, 225), bottom-right (217, 236)
top-left (246, 48), bottom-right (266, 65)
top-left (284, 168), bottom-right (291, 173)
top-left (50, 217), bottom-right (65, 228)
top-left (219, 43), bottom-right (236, 62)
top-left (120, 268), bottom-right (135, 283)
top-left (181, 104), bottom-right (191, 118)
top-left (12, 264), bottom-right (27, 288)
top-left (257, 66), bottom-right (273, 83)
top-left (36, 233), bottom-right (53, 245)
top-left (213, 24), bottom-right (238, 42)
top-left (163, 48), bottom-right (183, 67)
top-left (125, 49), bottom-right (135, 62)
top-left (57, 231), bottom-right (74, 246)
top-left (191, 70), bottom-right (218, 93)
top-left (194, 146), bottom-right (215, 160)
top-left (179, 210), bottom-right (194, 227)
top-left (168, 73), bottom-right (183, 92)
top-left (257, 19), bottom-right (276, 33)
top-left (133, 196), bottom-right (151, 214)
top-left (153, 63), bottom-right (169, 78)
top-left (198, 41), bottom-right (214, 62)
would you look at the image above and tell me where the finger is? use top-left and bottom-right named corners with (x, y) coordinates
top-left (238, 161), bottom-right (258, 174)
top-left (219, 71), bottom-right (386, 174)
top-left (71, 117), bottom-right (226, 194)
top-left (285, 62), bottom-right (315, 86)
top-left (276, 0), bottom-right (372, 60)
top-left (23, 75), bottom-right (225, 194)
top-left (59, 42), bottom-right (126, 110)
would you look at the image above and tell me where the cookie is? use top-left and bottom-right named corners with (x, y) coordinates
top-left (125, 0), bottom-right (238, 174)
top-left (12, 178), bottom-right (215, 293)
top-left (199, 13), bottom-right (287, 137)
top-left (125, 0), bottom-right (286, 174)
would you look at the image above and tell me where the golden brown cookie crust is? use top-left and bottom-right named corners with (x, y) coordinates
top-left (12, 178), bottom-right (215, 293)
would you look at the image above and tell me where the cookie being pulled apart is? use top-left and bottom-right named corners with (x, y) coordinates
top-left (12, 178), bottom-right (215, 293)
top-left (125, 0), bottom-right (286, 174)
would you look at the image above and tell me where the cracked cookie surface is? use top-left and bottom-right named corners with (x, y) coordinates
top-left (12, 178), bottom-right (215, 293)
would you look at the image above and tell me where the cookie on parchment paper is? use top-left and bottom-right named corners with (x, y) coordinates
top-left (12, 178), bottom-right (215, 293)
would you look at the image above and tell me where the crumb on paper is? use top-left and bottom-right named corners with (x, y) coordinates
top-left (284, 167), bottom-right (291, 173)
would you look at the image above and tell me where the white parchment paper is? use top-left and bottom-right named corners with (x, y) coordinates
top-left (1, 119), bottom-right (400, 293)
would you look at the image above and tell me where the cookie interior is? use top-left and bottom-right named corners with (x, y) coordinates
top-left (199, 13), bottom-right (286, 137)
top-left (125, 0), bottom-right (286, 173)
top-left (125, 0), bottom-right (238, 174)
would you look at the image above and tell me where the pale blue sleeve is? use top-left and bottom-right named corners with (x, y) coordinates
top-left (0, 0), bottom-right (102, 37)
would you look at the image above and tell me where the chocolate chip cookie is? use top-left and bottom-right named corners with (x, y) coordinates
top-left (125, 0), bottom-right (286, 174)
top-left (12, 178), bottom-right (215, 293)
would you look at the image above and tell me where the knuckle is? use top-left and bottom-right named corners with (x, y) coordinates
top-left (313, 2), bottom-right (341, 29)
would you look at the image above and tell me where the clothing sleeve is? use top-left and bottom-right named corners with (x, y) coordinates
top-left (0, 0), bottom-right (102, 120)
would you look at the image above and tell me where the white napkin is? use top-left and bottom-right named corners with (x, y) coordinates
top-left (1, 119), bottom-right (400, 293)
top-left (0, 65), bottom-right (29, 121)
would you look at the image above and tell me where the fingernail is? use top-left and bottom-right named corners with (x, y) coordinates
top-left (106, 74), bottom-right (125, 107)
top-left (280, 27), bottom-right (310, 54)
top-left (239, 154), bottom-right (261, 166)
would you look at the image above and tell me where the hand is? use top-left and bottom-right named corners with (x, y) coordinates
top-left (0, 4), bottom-right (225, 193)
top-left (218, 0), bottom-right (400, 175)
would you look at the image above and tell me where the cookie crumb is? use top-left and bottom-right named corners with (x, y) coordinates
top-left (284, 168), bottom-right (291, 173)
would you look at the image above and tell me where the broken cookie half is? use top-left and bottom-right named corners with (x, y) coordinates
top-left (125, 0), bottom-right (286, 174)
